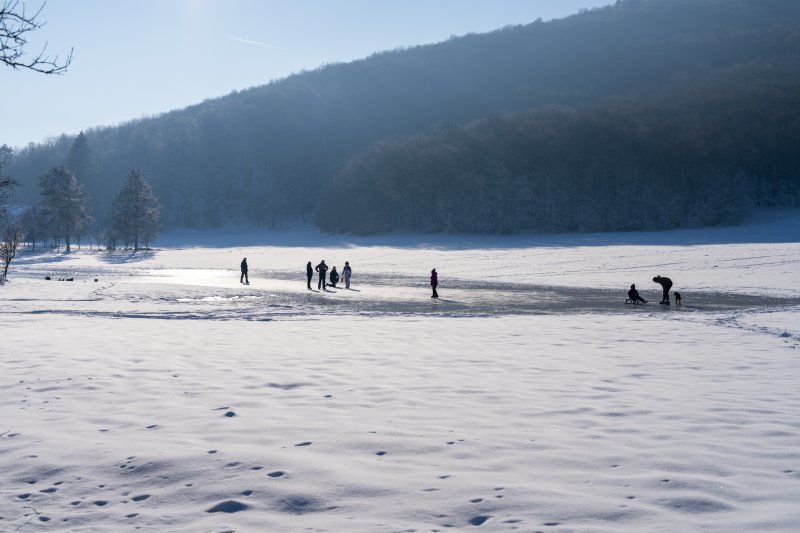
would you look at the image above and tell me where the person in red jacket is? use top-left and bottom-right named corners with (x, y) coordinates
top-left (430, 268), bottom-right (439, 299)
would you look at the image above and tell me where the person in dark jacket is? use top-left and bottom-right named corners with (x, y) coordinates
top-left (342, 261), bottom-right (352, 289)
top-left (430, 268), bottom-right (439, 299)
top-left (306, 261), bottom-right (313, 290)
top-left (628, 284), bottom-right (647, 304)
top-left (653, 275), bottom-right (673, 305)
top-left (315, 260), bottom-right (328, 290)
top-left (329, 266), bottom-right (339, 288)
top-left (240, 258), bottom-right (249, 284)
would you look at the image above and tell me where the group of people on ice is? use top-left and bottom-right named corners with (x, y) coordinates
top-left (241, 257), bottom-right (441, 297)
top-left (307, 260), bottom-right (353, 290)
top-left (245, 258), bottom-right (682, 306)
top-left (628, 275), bottom-right (681, 306)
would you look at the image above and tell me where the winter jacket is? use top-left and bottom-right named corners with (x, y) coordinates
top-left (240, 259), bottom-right (248, 272)
top-left (430, 271), bottom-right (438, 287)
top-left (330, 269), bottom-right (339, 284)
top-left (315, 262), bottom-right (328, 275)
top-left (306, 264), bottom-right (313, 276)
top-left (654, 276), bottom-right (672, 289)
top-left (343, 265), bottom-right (352, 278)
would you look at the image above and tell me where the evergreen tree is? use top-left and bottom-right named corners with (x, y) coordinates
top-left (38, 166), bottom-right (91, 251)
top-left (112, 169), bottom-right (160, 250)
top-left (66, 131), bottom-right (93, 191)
top-left (18, 205), bottom-right (44, 251)
top-left (0, 144), bottom-right (15, 211)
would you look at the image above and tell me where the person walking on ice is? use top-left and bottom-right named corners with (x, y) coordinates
top-left (653, 275), bottom-right (673, 305)
top-left (315, 260), bottom-right (328, 290)
top-left (342, 261), bottom-right (352, 289)
top-left (306, 261), bottom-right (313, 290)
top-left (240, 257), bottom-right (249, 285)
top-left (430, 268), bottom-right (439, 299)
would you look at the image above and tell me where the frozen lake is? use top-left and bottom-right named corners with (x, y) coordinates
top-left (2, 211), bottom-right (800, 531)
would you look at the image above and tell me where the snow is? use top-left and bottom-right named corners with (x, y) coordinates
top-left (1, 210), bottom-right (800, 531)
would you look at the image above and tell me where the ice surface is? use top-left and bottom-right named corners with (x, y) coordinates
top-left (1, 210), bottom-right (799, 531)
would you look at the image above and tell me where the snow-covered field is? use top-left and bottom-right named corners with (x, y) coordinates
top-left (2, 210), bottom-right (800, 532)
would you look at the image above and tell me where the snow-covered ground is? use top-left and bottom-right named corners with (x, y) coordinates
top-left (1, 210), bottom-right (799, 531)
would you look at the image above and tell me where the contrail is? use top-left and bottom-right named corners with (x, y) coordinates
top-left (226, 36), bottom-right (283, 49)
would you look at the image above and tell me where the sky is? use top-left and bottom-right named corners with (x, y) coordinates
top-left (2, 0), bottom-right (611, 149)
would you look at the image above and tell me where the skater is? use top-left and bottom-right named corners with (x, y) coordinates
top-left (329, 266), bottom-right (339, 288)
top-left (674, 291), bottom-right (682, 306)
top-left (306, 261), bottom-right (313, 290)
top-left (430, 268), bottom-right (439, 299)
top-left (627, 284), bottom-right (647, 304)
top-left (315, 260), bottom-right (328, 290)
top-left (653, 275), bottom-right (673, 305)
top-left (240, 257), bottom-right (249, 284)
top-left (342, 261), bottom-right (352, 289)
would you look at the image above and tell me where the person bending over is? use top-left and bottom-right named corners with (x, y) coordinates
top-left (653, 275), bottom-right (672, 305)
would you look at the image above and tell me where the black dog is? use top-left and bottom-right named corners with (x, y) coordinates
top-left (674, 291), bottom-right (682, 306)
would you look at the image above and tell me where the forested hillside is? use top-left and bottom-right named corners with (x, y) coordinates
top-left (6, 0), bottom-right (800, 233)
top-left (318, 76), bottom-right (800, 233)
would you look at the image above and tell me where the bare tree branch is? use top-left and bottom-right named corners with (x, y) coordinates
top-left (1, 0), bottom-right (72, 74)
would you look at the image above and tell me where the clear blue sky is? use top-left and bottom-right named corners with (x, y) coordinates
top-left (2, 0), bottom-right (611, 148)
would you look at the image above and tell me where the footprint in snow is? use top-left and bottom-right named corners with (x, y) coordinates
top-left (206, 500), bottom-right (248, 513)
top-left (469, 515), bottom-right (491, 526)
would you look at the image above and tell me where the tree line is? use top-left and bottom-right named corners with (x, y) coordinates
top-left (6, 162), bottom-right (160, 252)
top-left (316, 74), bottom-right (800, 234)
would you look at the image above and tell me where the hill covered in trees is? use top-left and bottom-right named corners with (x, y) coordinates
top-left (6, 0), bottom-right (800, 234)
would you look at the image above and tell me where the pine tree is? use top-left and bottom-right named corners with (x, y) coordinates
top-left (112, 169), bottom-right (160, 250)
top-left (0, 144), bottom-right (15, 211)
top-left (38, 166), bottom-right (91, 252)
top-left (66, 131), bottom-right (93, 191)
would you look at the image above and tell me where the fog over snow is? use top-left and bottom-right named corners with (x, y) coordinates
top-left (1, 210), bottom-right (799, 531)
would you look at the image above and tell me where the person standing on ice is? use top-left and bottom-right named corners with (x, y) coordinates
top-left (315, 260), bottom-right (328, 290)
top-left (240, 257), bottom-right (249, 284)
top-left (342, 261), bottom-right (352, 289)
top-left (653, 275), bottom-right (672, 305)
top-left (306, 261), bottom-right (314, 290)
top-left (430, 268), bottom-right (439, 299)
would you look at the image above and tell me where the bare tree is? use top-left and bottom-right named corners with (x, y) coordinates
top-left (1, 224), bottom-right (23, 281)
top-left (1, 0), bottom-right (72, 74)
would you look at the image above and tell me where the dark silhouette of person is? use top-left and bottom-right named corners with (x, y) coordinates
top-left (240, 258), bottom-right (249, 284)
top-left (628, 284), bottom-right (646, 304)
top-left (329, 266), bottom-right (339, 288)
top-left (315, 260), bottom-right (328, 290)
top-left (430, 268), bottom-right (439, 299)
top-left (343, 261), bottom-right (352, 289)
top-left (653, 275), bottom-right (673, 304)
top-left (306, 261), bottom-right (313, 290)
